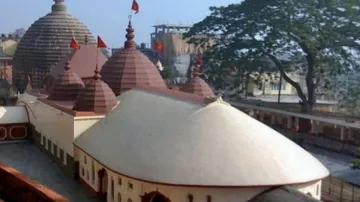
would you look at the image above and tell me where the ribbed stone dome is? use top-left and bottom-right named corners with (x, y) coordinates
top-left (13, 0), bottom-right (95, 91)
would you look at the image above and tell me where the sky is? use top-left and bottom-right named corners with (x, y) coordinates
top-left (1, 0), bottom-right (239, 48)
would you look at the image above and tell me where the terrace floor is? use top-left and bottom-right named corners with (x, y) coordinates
top-left (0, 141), bottom-right (101, 202)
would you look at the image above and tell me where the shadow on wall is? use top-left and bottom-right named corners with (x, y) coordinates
top-left (0, 162), bottom-right (69, 202)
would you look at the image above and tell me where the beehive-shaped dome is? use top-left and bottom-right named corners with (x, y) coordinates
top-left (73, 65), bottom-right (117, 114)
top-left (101, 21), bottom-right (166, 96)
top-left (47, 61), bottom-right (84, 101)
top-left (13, 0), bottom-right (95, 90)
top-left (180, 58), bottom-right (214, 97)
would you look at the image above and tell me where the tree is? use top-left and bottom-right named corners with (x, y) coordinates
top-left (160, 65), bottom-right (173, 81)
top-left (337, 73), bottom-right (360, 116)
top-left (184, 0), bottom-right (360, 112)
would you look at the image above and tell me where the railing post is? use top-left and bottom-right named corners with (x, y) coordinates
top-left (351, 185), bottom-right (354, 202)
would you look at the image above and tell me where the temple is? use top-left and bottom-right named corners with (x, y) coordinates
top-left (0, 1), bottom-right (332, 202)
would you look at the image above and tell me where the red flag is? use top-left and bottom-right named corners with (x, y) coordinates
top-left (154, 40), bottom-right (164, 52)
top-left (97, 36), bottom-right (107, 48)
top-left (131, 0), bottom-right (139, 14)
top-left (70, 37), bottom-right (80, 49)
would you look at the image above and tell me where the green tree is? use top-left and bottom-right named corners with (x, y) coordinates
top-left (338, 75), bottom-right (360, 116)
top-left (184, 0), bottom-right (360, 112)
top-left (159, 65), bottom-right (173, 81)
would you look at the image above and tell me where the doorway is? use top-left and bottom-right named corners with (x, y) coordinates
top-left (141, 191), bottom-right (170, 202)
top-left (98, 168), bottom-right (108, 200)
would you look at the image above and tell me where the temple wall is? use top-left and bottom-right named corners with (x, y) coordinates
top-left (75, 148), bottom-right (322, 202)
top-left (0, 106), bottom-right (29, 141)
top-left (17, 92), bottom-right (104, 177)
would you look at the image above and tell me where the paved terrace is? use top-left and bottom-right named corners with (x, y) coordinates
top-left (0, 142), bottom-right (101, 202)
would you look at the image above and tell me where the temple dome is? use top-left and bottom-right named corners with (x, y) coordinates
top-left (13, 0), bottom-right (95, 90)
top-left (180, 61), bottom-right (214, 97)
top-left (47, 61), bottom-right (84, 101)
top-left (101, 21), bottom-right (166, 96)
top-left (73, 65), bottom-right (117, 114)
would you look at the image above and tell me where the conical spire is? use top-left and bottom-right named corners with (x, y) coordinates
top-left (65, 60), bottom-right (71, 71)
top-left (52, 0), bottom-right (66, 12)
top-left (124, 21), bottom-right (136, 49)
top-left (93, 64), bottom-right (101, 80)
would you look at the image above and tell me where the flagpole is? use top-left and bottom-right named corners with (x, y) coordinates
top-left (96, 37), bottom-right (99, 69)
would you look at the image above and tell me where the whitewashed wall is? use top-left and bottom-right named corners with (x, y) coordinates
top-left (0, 106), bottom-right (28, 124)
top-left (17, 93), bottom-right (103, 157)
top-left (76, 149), bottom-right (322, 202)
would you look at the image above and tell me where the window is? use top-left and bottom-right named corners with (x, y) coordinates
top-left (118, 177), bottom-right (122, 185)
top-left (84, 155), bottom-right (87, 164)
top-left (271, 82), bottom-right (286, 90)
top-left (127, 199), bottom-right (132, 202)
top-left (206, 195), bottom-right (212, 202)
top-left (42, 136), bottom-right (46, 146)
top-left (111, 178), bottom-right (114, 200)
top-left (86, 170), bottom-right (89, 181)
top-left (81, 167), bottom-right (85, 176)
top-left (187, 194), bottom-right (193, 202)
top-left (316, 184), bottom-right (319, 196)
top-left (60, 149), bottom-right (64, 162)
top-left (128, 182), bottom-right (133, 189)
top-left (118, 193), bottom-right (122, 202)
top-left (47, 140), bottom-right (52, 152)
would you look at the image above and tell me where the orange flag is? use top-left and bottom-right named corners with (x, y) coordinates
top-left (154, 40), bottom-right (164, 52)
top-left (70, 37), bottom-right (80, 49)
top-left (131, 0), bottom-right (139, 14)
top-left (97, 36), bottom-right (107, 48)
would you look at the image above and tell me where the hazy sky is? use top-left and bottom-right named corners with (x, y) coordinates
top-left (1, 0), bottom-right (238, 48)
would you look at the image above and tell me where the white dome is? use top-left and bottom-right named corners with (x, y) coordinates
top-left (74, 88), bottom-right (329, 186)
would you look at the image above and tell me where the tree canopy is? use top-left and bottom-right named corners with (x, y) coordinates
top-left (184, 0), bottom-right (360, 112)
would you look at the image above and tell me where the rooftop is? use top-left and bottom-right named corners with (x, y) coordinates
top-left (0, 142), bottom-right (100, 202)
top-left (152, 24), bottom-right (192, 28)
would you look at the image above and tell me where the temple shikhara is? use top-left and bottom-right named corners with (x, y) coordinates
top-left (0, 0), bottom-right (336, 202)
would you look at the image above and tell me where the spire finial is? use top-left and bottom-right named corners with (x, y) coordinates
top-left (93, 64), bottom-right (101, 80)
top-left (84, 34), bottom-right (88, 45)
top-left (52, 0), bottom-right (66, 11)
top-left (192, 64), bottom-right (201, 77)
top-left (124, 20), bottom-right (136, 49)
top-left (192, 54), bottom-right (203, 77)
top-left (65, 60), bottom-right (71, 71)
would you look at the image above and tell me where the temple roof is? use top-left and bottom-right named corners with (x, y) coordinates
top-left (73, 65), bottom-right (117, 114)
top-left (48, 43), bottom-right (108, 80)
top-left (12, 0), bottom-right (95, 89)
top-left (74, 88), bottom-right (329, 186)
top-left (47, 61), bottom-right (84, 101)
top-left (179, 57), bottom-right (214, 97)
top-left (101, 21), bottom-right (166, 96)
